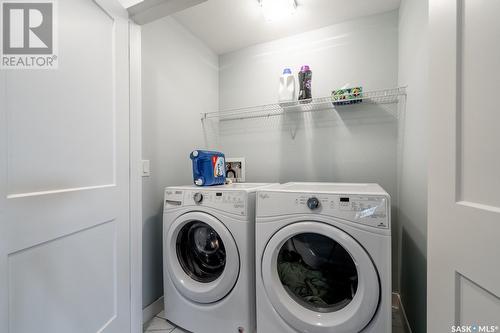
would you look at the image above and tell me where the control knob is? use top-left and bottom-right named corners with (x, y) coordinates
top-left (307, 197), bottom-right (320, 210)
top-left (193, 192), bottom-right (203, 204)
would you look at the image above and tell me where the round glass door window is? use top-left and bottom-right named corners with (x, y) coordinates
top-left (176, 221), bottom-right (226, 283)
top-left (277, 233), bottom-right (358, 313)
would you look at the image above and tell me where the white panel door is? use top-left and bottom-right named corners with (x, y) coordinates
top-left (0, 0), bottom-right (131, 332)
top-left (428, 0), bottom-right (500, 331)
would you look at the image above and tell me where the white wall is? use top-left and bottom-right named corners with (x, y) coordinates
top-left (141, 16), bottom-right (219, 308)
top-left (398, 1), bottom-right (428, 332)
top-left (216, 11), bottom-right (401, 288)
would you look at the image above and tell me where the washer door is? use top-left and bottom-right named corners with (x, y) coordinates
top-left (166, 211), bottom-right (240, 304)
top-left (262, 221), bottom-right (379, 333)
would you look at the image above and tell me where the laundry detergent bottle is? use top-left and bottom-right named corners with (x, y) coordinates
top-left (278, 68), bottom-right (295, 104)
top-left (298, 65), bottom-right (312, 100)
top-left (190, 150), bottom-right (226, 186)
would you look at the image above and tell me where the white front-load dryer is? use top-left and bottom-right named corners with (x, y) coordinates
top-left (255, 183), bottom-right (391, 333)
top-left (163, 183), bottom-right (274, 333)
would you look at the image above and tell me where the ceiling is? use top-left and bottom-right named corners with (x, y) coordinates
top-left (173, 0), bottom-right (401, 55)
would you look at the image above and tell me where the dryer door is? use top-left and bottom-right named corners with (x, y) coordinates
top-left (261, 221), bottom-right (379, 333)
top-left (166, 211), bottom-right (240, 304)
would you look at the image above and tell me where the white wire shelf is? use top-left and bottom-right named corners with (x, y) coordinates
top-left (201, 87), bottom-right (406, 122)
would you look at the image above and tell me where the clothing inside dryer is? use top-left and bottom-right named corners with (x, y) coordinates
top-left (176, 221), bottom-right (226, 283)
top-left (277, 232), bottom-right (358, 312)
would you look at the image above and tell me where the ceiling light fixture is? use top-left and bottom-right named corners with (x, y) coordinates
top-left (258, 0), bottom-right (297, 22)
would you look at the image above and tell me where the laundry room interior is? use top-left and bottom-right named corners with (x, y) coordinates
top-left (4, 0), bottom-right (498, 332)
top-left (140, 0), bottom-right (427, 332)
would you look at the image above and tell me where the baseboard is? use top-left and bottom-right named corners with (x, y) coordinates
top-left (392, 292), bottom-right (413, 333)
top-left (143, 296), bottom-right (164, 326)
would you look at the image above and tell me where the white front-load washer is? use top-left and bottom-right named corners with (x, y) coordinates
top-left (163, 183), bottom-right (274, 333)
top-left (255, 183), bottom-right (391, 333)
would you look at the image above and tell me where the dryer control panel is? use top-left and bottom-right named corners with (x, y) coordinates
top-left (165, 189), bottom-right (247, 216)
top-left (257, 191), bottom-right (390, 229)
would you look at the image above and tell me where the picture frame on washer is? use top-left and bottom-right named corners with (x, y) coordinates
top-left (225, 157), bottom-right (245, 183)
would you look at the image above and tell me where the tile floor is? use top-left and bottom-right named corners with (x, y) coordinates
top-left (143, 310), bottom-right (188, 333)
top-left (144, 308), bottom-right (410, 333)
top-left (392, 305), bottom-right (409, 333)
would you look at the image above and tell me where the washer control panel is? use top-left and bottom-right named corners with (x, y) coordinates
top-left (165, 189), bottom-right (247, 216)
top-left (258, 192), bottom-right (389, 229)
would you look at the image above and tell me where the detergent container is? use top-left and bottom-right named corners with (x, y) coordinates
top-left (190, 150), bottom-right (226, 186)
top-left (298, 65), bottom-right (312, 100)
top-left (278, 68), bottom-right (296, 104)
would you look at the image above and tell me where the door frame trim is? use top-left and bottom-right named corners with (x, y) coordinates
top-left (129, 21), bottom-right (143, 333)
